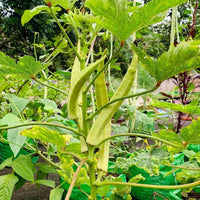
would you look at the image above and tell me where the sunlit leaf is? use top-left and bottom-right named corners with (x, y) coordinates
top-left (34, 180), bottom-right (55, 188)
top-left (180, 119), bottom-right (200, 145)
top-left (0, 53), bottom-right (49, 79)
top-left (152, 100), bottom-right (200, 115)
top-left (152, 130), bottom-right (186, 153)
top-left (5, 94), bottom-right (29, 116)
top-left (0, 174), bottom-right (18, 200)
top-left (43, 0), bottom-right (76, 10)
top-left (86, 0), bottom-right (188, 41)
top-left (50, 188), bottom-right (64, 200)
top-left (132, 40), bottom-right (200, 82)
top-left (21, 126), bottom-right (66, 148)
top-left (11, 155), bottom-right (34, 182)
top-left (1, 114), bottom-right (27, 157)
top-left (176, 161), bottom-right (200, 184)
top-left (21, 5), bottom-right (61, 26)
top-left (115, 147), bottom-right (171, 175)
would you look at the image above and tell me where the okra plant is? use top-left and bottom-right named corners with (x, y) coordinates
top-left (1, 0), bottom-right (200, 200)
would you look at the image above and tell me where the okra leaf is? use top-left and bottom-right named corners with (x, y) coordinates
top-left (0, 53), bottom-right (49, 80)
top-left (21, 126), bottom-right (66, 148)
top-left (50, 188), bottom-right (64, 200)
top-left (43, 0), bottom-right (76, 10)
top-left (132, 40), bottom-right (200, 82)
top-left (34, 180), bottom-right (55, 188)
top-left (86, 0), bottom-right (188, 41)
top-left (0, 52), bottom-right (16, 68)
top-left (11, 155), bottom-right (34, 182)
top-left (180, 119), bottom-right (200, 144)
top-left (129, 174), bottom-right (145, 183)
top-left (116, 147), bottom-right (171, 176)
top-left (152, 130), bottom-right (186, 154)
top-left (0, 174), bottom-right (18, 200)
top-left (151, 100), bottom-right (200, 115)
top-left (21, 5), bottom-right (61, 26)
top-left (1, 114), bottom-right (28, 157)
top-left (176, 161), bottom-right (200, 184)
top-left (0, 157), bottom-right (13, 170)
top-left (5, 94), bottom-right (30, 116)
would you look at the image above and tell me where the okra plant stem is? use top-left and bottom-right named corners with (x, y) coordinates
top-left (87, 146), bottom-right (98, 200)
top-left (94, 180), bottom-right (200, 190)
top-left (88, 83), bottom-right (160, 121)
top-left (84, 45), bottom-right (123, 94)
top-left (0, 122), bottom-right (83, 137)
top-left (34, 77), bottom-right (68, 96)
top-left (50, 7), bottom-right (83, 63)
top-left (97, 133), bottom-right (181, 148)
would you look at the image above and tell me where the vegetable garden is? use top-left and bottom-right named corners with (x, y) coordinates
top-left (1, 0), bottom-right (200, 199)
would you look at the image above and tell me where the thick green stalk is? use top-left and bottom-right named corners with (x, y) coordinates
top-left (86, 54), bottom-right (137, 146)
top-left (87, 146), bottom-right (97, 200)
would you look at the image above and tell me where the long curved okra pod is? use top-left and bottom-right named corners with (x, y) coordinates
top-left (86, 54), bottom-right (138, 146)
top-left (68, 55), bottom-right (107, 120)
top-left (95, 58), bottom-right (111, 172)
top-left (69, 40), bottom-right (87, 152)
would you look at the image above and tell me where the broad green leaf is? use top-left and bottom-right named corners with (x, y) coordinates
top-left (0, 157), bottom-right (13, 170)
top-left (21, 6), bottom-right (50, 26)
top-left (0, 53), bottom-right (48, 79)
top-left (115, 147), bottom-right (171, 175)
top-left (180, 119), bottom-right (200, 144)
top-left (5, 94), bottom-right (29, 116)
top-left (39, 99), bottom-right (61, 113)
top-left (43, 0), bottom-right (76, 10)
top-left (0, 52), bottom-right (16, 69)
top-left (34, 180), bottom-right (55, 188)
top-left (129, 174), bottom-right (145, 183)
top-left (21, 126), bottom-right (66, 148)
top-left (176, 162), bottom-right (200, 184)
top-left (75, 168), bottom-right (89, 187)
top-left (7, 128), bottom-right (27, 157)
top-left (21, 5), bottom-right (61, 26)
top-left (50, 188), bottom-right (64, 200)
top-left (1, 114), bottom-right (27, 157)
top-left (38, 163), bottom-right (57, 173)
top-left (152, 130), bottom-right (186, 153)
top-left (11, 155), bottom-right (34, 181)
top-left (86, 0), bottom-right (188, 41)
top-left (151, 100), bottom-right (200, 115)
top-left (0, 174), bottom-right (18, 200)
top-left (132, 40), bottom-right (200, 82)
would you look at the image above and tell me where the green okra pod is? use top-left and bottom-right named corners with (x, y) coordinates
top-left (95, 57), bottom-right (111, 172)
top-left (68, 55), bottom-right (107, 120)
top-left (86, 54), bottom-right (138, 146)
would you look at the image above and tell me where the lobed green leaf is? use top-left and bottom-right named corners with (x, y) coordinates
top-left (132, 40), bottom-right (200, 82)
top-left (86, 0), bottom-right (188, 41)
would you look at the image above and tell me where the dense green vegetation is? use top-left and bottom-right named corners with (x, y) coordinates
top-left (0, 0), bottom-right (200, 200)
